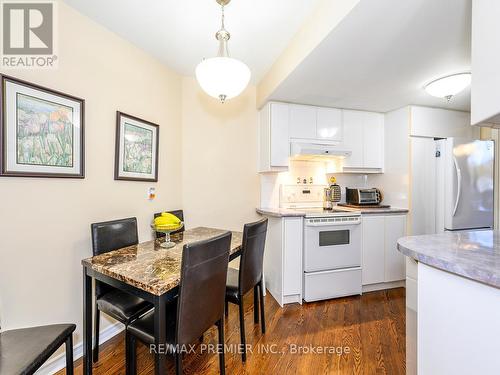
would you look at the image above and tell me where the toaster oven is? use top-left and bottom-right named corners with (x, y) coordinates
top-left (345, 188), bottom-right (381, 205)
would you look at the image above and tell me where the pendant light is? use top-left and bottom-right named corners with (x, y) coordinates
top-left (195, 0), bottom-right (251, 103)
top-left (424, 72), bottom-right (471, 101)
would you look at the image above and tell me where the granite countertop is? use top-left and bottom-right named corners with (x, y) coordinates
top-left (256, 206), bottom-right (408, 217)
top-left (255, 207), bottom-right (307, 217)
top-left (398, 230), bottom-right (500, 289)
top-left (335, 206), bottom-right (409, 215)
top-left (82, 227), bottom-right (242, 296)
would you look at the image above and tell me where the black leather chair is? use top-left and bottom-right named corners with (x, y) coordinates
top-left (154, 210), bottom-right (185, 241)
top-left (225, 218), bottom-right (268, 362)
top-left (0, 324), bottom-right (75, 374)
top-left (126, 231), bottom-right (232, 375)
top-left (90, 217), bottom-right (153, 363)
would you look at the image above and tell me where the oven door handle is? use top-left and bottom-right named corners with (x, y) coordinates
top-left (305, 220), bottom-right (361, 227)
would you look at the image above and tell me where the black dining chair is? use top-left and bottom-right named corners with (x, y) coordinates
top-left (90, 217), bottom-right (153, 363)
top-left (0, 324), bottom-right (75, 374)
top-left (225, 218), bottom-right (268, 362)
top-left (126, 231), bottom-right (232, 375)
top-left (154, 210), bottom-right (185, 241)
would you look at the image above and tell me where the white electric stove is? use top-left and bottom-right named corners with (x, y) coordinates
top-left (280, 185), bottom-right (362, 302)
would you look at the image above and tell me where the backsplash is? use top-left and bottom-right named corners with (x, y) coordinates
top-left (260, 160), bottom-right (379, 207)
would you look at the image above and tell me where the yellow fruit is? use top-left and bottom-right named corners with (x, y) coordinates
top-left (155, 223), bottom-right (181, 231)
top-left (154, 217), bottom-right (169, 226)
top-left (160, 212), bottom-right (181, 224)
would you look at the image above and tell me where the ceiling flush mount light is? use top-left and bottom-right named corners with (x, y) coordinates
top-left (195, 0), bottom-right (251, 103)
top-left (424, 72), bottom-right (471, 101)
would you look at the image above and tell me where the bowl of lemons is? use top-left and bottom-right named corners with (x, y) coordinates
top-left (152, 212), bottom-right (184, 249)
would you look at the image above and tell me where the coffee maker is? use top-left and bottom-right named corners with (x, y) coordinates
top-left (323, 177), bottom-right (341, 210)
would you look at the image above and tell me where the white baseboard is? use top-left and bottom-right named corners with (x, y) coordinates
top-left (35, 322), bottom-right (124, 375)
top-left (362, 280), bottom-right (405, 293)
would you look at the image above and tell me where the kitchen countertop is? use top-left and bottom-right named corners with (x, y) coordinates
top-left (256, 206), bottom-right (409, 217)
top-left (397, 230), bottom-right (500, 289)
top-left (255, 207), bottom-right (307, 217)
top-left (335, 206), bottom-right (409, 215)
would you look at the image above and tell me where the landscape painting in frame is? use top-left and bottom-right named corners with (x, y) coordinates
top-left (115, 112), bottom-right (159, 182)
top-left (0, 75), bottom-right (85, 178)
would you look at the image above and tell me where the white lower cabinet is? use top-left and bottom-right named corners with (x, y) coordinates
top-left (262, 213), bottom-right (407, 306)
top-left (282, 218), bottom-right (303, 296)
top-left (263, 216), bottom-right (303, 306)
top-left (362, 214), bottom-right (407, 286)
top-left (362, 216), bottom-right (385, 284)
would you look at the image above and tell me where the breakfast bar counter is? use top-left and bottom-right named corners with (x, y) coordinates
top-left (397, 230), bottom-right (500, 288)
top-left (397, 230), bottom-right (500, 374)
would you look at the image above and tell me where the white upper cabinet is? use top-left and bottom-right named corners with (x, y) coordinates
top-left (342, 110), bottom-right (364, 168)
top-left (258, 102), bottom-right (384, 173)
top-left (316, 107), bottom-right (342, 141)
top-left (289, 104), bottom-right (317, 139)
top-left (363, 112), bottom-right (384, 169)
top-left (343, 110), bottom-right (384, 172)
top-left (471, 0), bottom-right (500, 127)
top-left (270, 103), bottom-right (290, 167)
top-left (259, 102), bottom-right (289, 172)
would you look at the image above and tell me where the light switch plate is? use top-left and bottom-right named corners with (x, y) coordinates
top-left (148, 187), bottom-right (156, 200)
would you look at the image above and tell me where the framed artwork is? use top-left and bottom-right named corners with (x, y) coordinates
top-left (114, 111), bottom-right (159, 182)
top-left (0, 75), bottom-right (85, 178)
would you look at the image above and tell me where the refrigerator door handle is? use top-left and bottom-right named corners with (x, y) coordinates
top-left (452, 156), bottom-right (462, 217)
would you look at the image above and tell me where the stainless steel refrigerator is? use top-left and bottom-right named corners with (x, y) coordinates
top-left (440, 138), bottom-right (494, 231)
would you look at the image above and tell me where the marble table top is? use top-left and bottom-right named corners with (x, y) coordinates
top-left (397, 230), bottom-right (500, 289)
top-left (82, 227), bottom-right (242, 296)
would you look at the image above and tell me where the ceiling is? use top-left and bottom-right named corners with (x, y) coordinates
top-left (268, 0), bottom-right (472, 112)
top-left (63, 0), bottom-right (321, 83)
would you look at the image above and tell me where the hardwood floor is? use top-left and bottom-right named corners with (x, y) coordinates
top-left (60, 288), bottom-right (406, 375)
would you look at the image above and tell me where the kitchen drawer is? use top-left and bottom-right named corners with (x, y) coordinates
top-left (304, 267), bottom-right (362, 302)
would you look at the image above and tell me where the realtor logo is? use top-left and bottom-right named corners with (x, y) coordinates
top-left (1, 1), bottom-right (57, 68)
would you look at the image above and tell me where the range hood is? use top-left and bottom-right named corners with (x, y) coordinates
top-left (290, 142), bottom-right (351, 161)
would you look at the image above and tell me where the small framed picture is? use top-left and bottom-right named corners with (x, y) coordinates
top-left (0, 75), bottom-right (85, 178)
top-left (114, 111), bottom-right (159, 182)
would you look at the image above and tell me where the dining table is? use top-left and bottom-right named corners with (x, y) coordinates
top-left (81, 227), bottom-right (243, 375)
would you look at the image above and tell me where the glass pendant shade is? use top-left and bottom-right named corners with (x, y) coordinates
top-left (195, 0), bottom-right (251, 103)
top-left (196, 57), bottom-right (251, 102)
top-left (424, 73), bottom-right (471, 99)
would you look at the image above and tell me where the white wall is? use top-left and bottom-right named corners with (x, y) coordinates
top-left (370, 107), bottom-right (410, 208)
top-left (0, 1), bottom-right (182, 340)
top-left (410, 106), bottom-right (478, 139)
top-left (181, 77), bottom-right (260, 231)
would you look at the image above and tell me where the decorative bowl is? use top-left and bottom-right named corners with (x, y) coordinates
top-left (151, 222), bottom-right (184, 249)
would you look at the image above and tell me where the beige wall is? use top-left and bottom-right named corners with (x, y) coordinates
top-left (0, 1), bottom-right (183, 342)
top-left (181, 77), bottom-right (260, 232)
top-left (0, 5), bottom-right (262, 362)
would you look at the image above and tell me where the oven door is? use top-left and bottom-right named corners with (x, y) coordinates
top-left (304, 216), bottom-right (361, 272)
